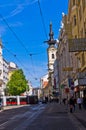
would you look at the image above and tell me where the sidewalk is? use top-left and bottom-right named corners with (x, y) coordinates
top-left (72, 105), bottom-right (86, 128)
top-left (62, 103), bottom-right (86, 128)
top-left (3, 104), bottom-right (29, 110)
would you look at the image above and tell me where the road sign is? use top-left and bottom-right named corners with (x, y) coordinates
top-left (68, 38), bottom-right (86, 52)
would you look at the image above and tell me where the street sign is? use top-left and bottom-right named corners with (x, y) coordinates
top-left (68, 38), bottom-right (86, 52)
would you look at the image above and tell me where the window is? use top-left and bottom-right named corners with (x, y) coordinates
top-left (73, 0), bottom-right (75, 6)
top-left (82, 53), bottom-right (85, 66)
top-left (79, 6), bottom-right (82, 21)
top-left (83, 0), bottom-right (85, 11)
top-left (85, 29), bottom-right (86, 37)
top-left (80, 28), bottom-right (83, 37)
top-left (74, 15), bottom-right (76, 26)
top-left (75, 35), bottom-right (77, 38)
top-left (84, 20), bottom-right (86, 37)
top-left (78, 0), bottom-right (80, 5)
top-left (52, 54), bottom-right (54, 59)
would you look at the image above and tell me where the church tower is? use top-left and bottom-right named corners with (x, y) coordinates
top-left (45, 22), bottom-right (57, 72)
top-left (45, 23), bottom-right (57, 96)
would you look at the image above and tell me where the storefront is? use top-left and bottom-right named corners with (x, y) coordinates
top-left (74, 78), bottom-right (86, 97)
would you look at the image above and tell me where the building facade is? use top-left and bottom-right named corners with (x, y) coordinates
top-left (40, 74), bottom-right (49, 98)
top-left (8, 62), bottom-right (18, 80)
top-left (57, 13), bottom-right (77, 99)
top-left (0, 40), bottom-right (18, 96)
top-left (68, 0), bottom-right (86, 97)
top-left (0, 40), bottom-right (9, 96)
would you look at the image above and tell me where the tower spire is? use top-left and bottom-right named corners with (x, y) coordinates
top-left (49, 22), bottom-right (54, 41)
top-left (44, 22), bottom-right (56, 46)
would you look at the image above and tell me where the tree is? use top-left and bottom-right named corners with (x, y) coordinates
top-left (7, 69), bottom-right (29, 95)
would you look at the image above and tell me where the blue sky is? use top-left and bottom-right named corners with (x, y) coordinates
top-left (0, 0), bottom-right (68, 87)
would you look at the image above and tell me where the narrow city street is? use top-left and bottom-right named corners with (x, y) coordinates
top-left (0, 103), bottom-right (86, 130)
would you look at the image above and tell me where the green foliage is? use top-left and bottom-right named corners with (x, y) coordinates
top-left (7, 69), bottom-right (29, 95)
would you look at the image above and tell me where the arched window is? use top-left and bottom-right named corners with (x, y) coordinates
top-left (52, 54), bottom-right (54, 59)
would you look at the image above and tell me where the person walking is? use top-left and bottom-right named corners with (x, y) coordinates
top-left (77, 97), bottom-right (82, 110)
top-left (68, 96), bottom-right (75, 113)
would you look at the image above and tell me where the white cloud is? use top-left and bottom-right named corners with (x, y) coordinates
top-left (9, 22), bottom-right (23, 27)
top-left (30, 0), bottom-right (38, 4)
top-left (10, 4), bottom-right (24, 17)
top-left (0, 1), bottom-right (38, 18)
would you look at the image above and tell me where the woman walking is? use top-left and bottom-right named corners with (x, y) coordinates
top-left (69, 96), bottom-right (75, 113)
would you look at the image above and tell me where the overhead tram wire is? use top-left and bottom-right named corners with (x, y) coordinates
top-left (29, 53), bottom-right (38, 80)
top-left (0, 14), bottom-right (46, 56)
top-left (0, 14), bottom-right (29, 54)
top-left (3, 45), bottom-right (36, 79)
top-left (0, 13), bottom-right (41, 80)
top-left (29, 54), bottom-right (36, 75)
top-left (37, 0), bottom-right (48, 70)
top-left (0, 13), bottom-right (46, 82)
top-left (38, 0), bottom-right (48, 40)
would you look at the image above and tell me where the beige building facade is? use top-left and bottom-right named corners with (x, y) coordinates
top-left (57, 13), bottom-right (77, 99)
top-left (57, 0), bottom-right (86, 99)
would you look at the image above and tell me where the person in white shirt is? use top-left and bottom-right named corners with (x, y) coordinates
top-left (77, 97), bottom-right (82, 110)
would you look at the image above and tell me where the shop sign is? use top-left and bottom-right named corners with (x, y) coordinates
top-left (68, 38), bottom-right (86, 52)
top-left (74, 78), bottom-right (86, 86)
top-left (78, 78), bottom-right (86, 85)
top-left (74, 79), bottom-right (78, 87)
top-left (77, 72), bottom-right (86, 78)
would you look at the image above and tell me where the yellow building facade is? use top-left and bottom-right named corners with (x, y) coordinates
top-left (68, 0), bottom-right (86, 97)
top-left (68, 0), bottom-right (86, 71)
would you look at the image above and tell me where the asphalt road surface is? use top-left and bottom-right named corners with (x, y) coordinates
top-left (0, 104), bottom-right (45, 130)
top-left (0, 103), bottom-right (85, 130)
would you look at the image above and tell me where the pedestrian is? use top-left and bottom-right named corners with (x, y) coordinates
top-left (68, 96), bottom-right (75, 113)
top-left (77, 97), bottom-right (82, 110)
top-left (83, 95), bottom-right (86, 109)
top-left (73, 97), bottom-right (76, 111)
top-left (63, 98), bottom-right (66, 105)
